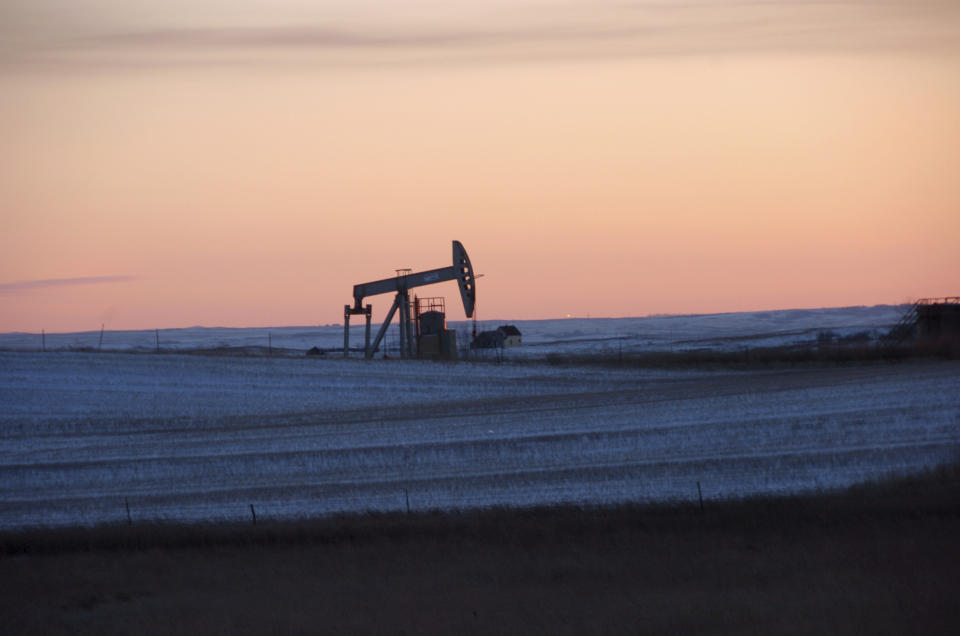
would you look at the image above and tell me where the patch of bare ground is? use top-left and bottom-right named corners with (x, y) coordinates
top-left (1, 465), bottom-right (958, 634)
top-left (542, 337), bottom-right (960, 369)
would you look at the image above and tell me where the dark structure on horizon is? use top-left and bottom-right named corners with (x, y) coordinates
top-left (472, 325), bottom-right (522, 349)
top-left (888, 297), bottom-right (960, 342)
top-left (915, 297), bottom-right (960, 340)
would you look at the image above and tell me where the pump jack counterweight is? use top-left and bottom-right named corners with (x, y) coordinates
top-left (344, 240), bottom-right (476, 359)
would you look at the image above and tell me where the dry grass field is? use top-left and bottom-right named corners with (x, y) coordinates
top-left (2, 464), bottom-right (958, 635)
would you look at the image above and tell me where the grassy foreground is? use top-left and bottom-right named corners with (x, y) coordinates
top-left (542, 337), bottom-right (960, 369)
top-left (2, 466), bottom-right (958, 635)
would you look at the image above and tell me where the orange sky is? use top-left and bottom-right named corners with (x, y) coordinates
top-left (1, 1), bottom-right (958, 332)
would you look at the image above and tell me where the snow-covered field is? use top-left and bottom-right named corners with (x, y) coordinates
top-left (2, 305), bottom-right (958, 530)
top-left (0, 304), bottom-right (907, 359)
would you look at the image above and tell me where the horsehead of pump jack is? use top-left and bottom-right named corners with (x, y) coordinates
top-left (343, 240), bottom-right (476, 359)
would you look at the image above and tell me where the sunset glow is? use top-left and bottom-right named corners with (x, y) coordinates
top-left (2, 1), bottom-right (958, 332)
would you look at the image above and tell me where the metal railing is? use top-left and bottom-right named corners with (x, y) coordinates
top-left (916, 297), bottom-right (960, 305)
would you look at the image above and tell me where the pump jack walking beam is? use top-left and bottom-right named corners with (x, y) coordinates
top-left (344, 240), bottom-right (476, 359)
top-left (350, 240), bottom-right (475, 316)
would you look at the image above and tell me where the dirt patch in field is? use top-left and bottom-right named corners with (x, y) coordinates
top-left (2, 466), bottom-right (958, 635)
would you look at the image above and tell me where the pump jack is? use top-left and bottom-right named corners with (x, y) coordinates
top-left (344, 240), bottom-right (476, 359)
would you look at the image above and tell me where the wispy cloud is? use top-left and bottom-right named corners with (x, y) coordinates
top-left (0, 276), bottom-right (139, 295)
top-left (70, 6), bottom-right (960, 54)
top-left (81, 26), bottom-right (511, 49)
top-left (4, 0), bottom-right (959, 68)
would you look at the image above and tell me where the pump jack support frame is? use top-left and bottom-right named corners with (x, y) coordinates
top-left (343, 304), bottom-right (372, 358)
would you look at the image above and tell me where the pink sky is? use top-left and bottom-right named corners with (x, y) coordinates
top-left (1, 1), bottom-right (958, 332)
